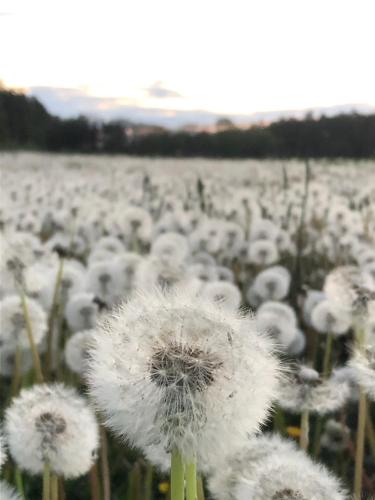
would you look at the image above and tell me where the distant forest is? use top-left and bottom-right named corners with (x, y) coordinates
top-left (1, 88), bottom-right (374, 158)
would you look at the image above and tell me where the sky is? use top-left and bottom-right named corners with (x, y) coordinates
top-left (1, 0), bottom-right (375, 127)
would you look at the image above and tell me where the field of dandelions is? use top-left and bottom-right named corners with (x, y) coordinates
top-left (0, 152), bottom-right (374, 500)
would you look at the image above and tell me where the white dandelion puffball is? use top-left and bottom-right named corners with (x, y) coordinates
top-left (0, 295), bottom-right (47, 351)
top-left (151, 232), bottom-right (190, 265)
top-left (64, 330), bottom-right (95, 375)
top-left (286, 329), bottom-right (306, 356)
top-left (252, 266), bottom-right (291, 302)
top-left (310, 300), bottom-right (351, 335)
top-left (278, 365), bottom-right (350, 415)
top-left (85, 261), bottom-right (121, 306)
top-left (324, 266), bottom-right (375, 316)
top-left (0, 348), bottom-right (33, 378)
top-left (247, 240), bottom-right (279, 267)
top-left (0, 481), bottom-right (23, 500)
top-left (88, 289), bottom-right (280, 466)
top-left (5, 383), bottom-right (99, 478)
top-left (65, 292), bottom-right (99, 332)
top-left (208, 433), bottom-right (347, 500)
top-left (113, 252), bottom-right (143, 295)
top-left (303, 290), bottom-right (326, 327)
top-left (257, 301), bottom-right (297, 327)
top-left (321, 419), bottom-right (350, 453)
top-left (200, 281), bottom-right (241, 311)
top-left (256, 310), bottom-right (297, 351)
top-left (349, 343), bottom-right (375, 401)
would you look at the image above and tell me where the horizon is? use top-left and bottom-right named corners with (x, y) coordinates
top-left (1, 0), bottom-right (375, 128)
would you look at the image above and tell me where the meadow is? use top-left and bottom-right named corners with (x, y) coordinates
top-left (0, 152), bottom-right (374, 500)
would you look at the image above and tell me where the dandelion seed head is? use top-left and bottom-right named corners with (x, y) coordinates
top-left (88, 288), bottom-right (280, 465)
top-left (5, 383), bottom-right (99, 478)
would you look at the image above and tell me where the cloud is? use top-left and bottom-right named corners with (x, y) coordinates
top-left (144, 81), bottom-right (183, 99)
top-left (28, 86), bottom-right (375, 129)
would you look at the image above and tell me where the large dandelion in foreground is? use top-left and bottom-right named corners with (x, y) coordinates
top-left (88, 289), bottom-right (281, 499)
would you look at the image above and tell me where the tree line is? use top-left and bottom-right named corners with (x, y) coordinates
top-left (1, 88), bottom-right (374, 158)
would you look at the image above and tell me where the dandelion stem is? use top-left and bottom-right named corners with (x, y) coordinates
top-left (185, 460), bottom-right (197, 500)
top-left (273, 405), bottom-right (286, 435)
top-left (100, 426), bottom-right (111, 500)
top-left (15, 466), bottom-right (25, 500)
top-left (43, 462), bottom-right (51, 500)
top-left (312, 418), bottom-right (323, 457)
top-left (89, 463), bottom-right (101, 500)
top-left (366, 408), bottom-right (375, 457)
top-left (354, 322), bottom-right (367, 500)
top-left (46, 258), bottom-right (65, 377)
top-left (197, 477), bottom-right (205, 500)
top-left (313, 333), bottom-right (334, 456)
top-left (354, 388), bottom-right (367, 500)
top-left (51, 473), bottom-right (59, 500)
top-left (11, 345), bottom-right (22, 396)
top-left (299, 410), bottom-right (310, 451)
top-left (20, 290), bottom-right (44, 383)
top-left (144, 462), bottom-right (153, 500)
top-left (171, 447), bottom-right (184, 500)
top-left (322, 333), bottom-right (334, 378)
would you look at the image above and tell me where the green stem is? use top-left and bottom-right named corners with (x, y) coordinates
top-left (354, 388), bottom-right (367, 500)
top-left (185, 460), bottom-right (197, 500)
top-left (197, 477), bottom-right (205, 500)
top-left (89, 463), bottom-right (101, 500)
top-left (10, 345), bottom-right (22, 397)
top-left (46, 258), bottom-right (65, 377)
top-left (312, 417), bottom-right (323, 457)
top-left (100, 426), bottom-right (111, 500)
top-left (299, 410), bottom-right (309, 451)
top-left (322, 332), bottom-right (334, 378)
top-left (353, 322), bottom-right (367, 500)
top-left (273, 406), bottom-right (286, 435)
top-left (15, 466), bottom-right (25, 499)
top-left (51, 473), bottom-right (59, 500)
top-left (144, 462), bottom-right (153, 500)
top-left (313, 334), bottom-right (334, 457)
top-left (171, 447), bottom-right (184, 500)
top-left (20, 291), bottom-right (44, 383)
top-left (366, 408), bottom-right (375, 457)
top-left (43, 462), bottom-right (51, 500)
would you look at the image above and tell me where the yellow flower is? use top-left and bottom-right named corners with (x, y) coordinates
top-left (158, 481), bottom-right (170, 494)
top-left (287, 426), bottom-right (301, 438)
